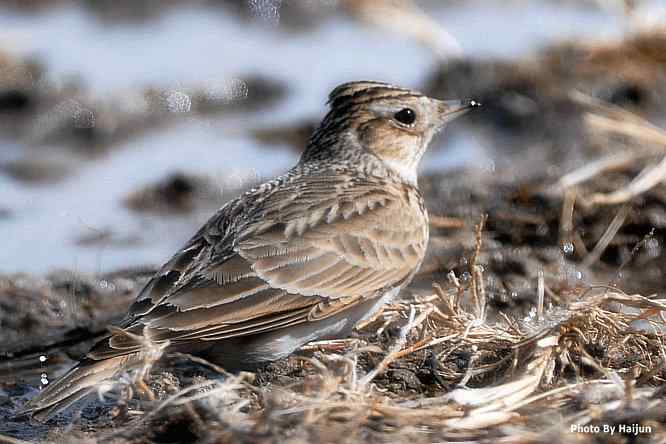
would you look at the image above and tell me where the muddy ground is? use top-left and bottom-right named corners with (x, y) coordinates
top-left (2, 2), bottom-right (666, 443)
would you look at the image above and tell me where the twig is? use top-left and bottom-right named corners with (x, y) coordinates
top-left (612, 228), bottom-right (655, 287)
top-left (557, 152), bottom-right (642, 190)
top-left (559, 188), bottom-right (576, 235)
top-left (470, 214), bottom-right (488, 320)
top-left (360, 304), bottom-right (429, 386)
top-left (585, 112), bottom-right (666, 150)
top-left (560, 91), bottom-right (666, 207)
top-left (570, 90), bottom-right (655, 126)
top-left (167, 352), bottom-right (232, 377)
top-left (585, 156), bottom-right (666, 206)
top-left (581, 204), bottom-right (630, 268)
top-left (429, 215), bottom-right (466, 229)
top-left (537, 268), bottom-right (545, 321)
top-left (457, 345), bottom-right (478, 388)
top-left (0, 435), bottom-right (31, 444)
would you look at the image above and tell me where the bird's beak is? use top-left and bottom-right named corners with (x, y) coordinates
top-left (437, 99), bottom-right (481, 124)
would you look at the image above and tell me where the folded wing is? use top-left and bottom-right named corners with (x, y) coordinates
top-left (88, 172), bottom-right (427, 359)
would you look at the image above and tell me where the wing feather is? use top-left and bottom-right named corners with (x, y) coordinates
top-left (92, 171), bottom-right (427, 359)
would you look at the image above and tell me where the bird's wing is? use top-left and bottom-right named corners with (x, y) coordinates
top-left (88, 173), bottom-right (427, 359)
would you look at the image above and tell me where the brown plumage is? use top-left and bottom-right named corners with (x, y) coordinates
top-left (21, 81), bottom-right (478, 420)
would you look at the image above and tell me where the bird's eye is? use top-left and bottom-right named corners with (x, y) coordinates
top-left (393, 108), bottom-right (416, 125)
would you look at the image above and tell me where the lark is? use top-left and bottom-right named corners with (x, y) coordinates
top-left (23, 81), bottom-right (478, 420)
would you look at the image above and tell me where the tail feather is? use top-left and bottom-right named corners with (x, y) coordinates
top-left (18, 356), bottom-right (128, 422)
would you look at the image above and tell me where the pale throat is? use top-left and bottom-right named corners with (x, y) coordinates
top-left (382, 137), bottom-right (430, 186)
top-left (382, 157), bottom-right (419, 185)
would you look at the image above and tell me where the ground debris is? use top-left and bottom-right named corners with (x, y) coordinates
top-left (87, 281), bottom-right (666, 444)
top-left (0, 269), bottom-right (153, 376)
top-left (124, 172), bottom-right (223, 214)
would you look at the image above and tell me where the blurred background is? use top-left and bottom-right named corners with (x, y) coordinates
top-left (0, 0), bottom-right (665, 274)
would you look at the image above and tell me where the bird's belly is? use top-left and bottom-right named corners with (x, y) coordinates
top-left (358, 286), bottom-right (400, 323)
top-left (203, 287), bottom-right (400, 369)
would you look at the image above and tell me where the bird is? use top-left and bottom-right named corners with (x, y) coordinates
top-left (21, 80), bottom-right (478, 421)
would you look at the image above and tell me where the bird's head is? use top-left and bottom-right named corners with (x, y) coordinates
top-left (302, 81), bottom-right (479, 184)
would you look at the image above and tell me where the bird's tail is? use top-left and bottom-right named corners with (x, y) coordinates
top-left (18, 356), bottom-right (127, 422)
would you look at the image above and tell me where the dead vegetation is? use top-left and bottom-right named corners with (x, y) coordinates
top-left (34, 244), bottom-right (665, 443)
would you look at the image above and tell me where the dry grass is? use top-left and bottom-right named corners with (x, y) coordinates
top-left (79, 225), bottom-right (666, 443)
top-left (559, 91), bottom-right (666, 208)
top-left (106, 284), bottom-right (666, 443)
